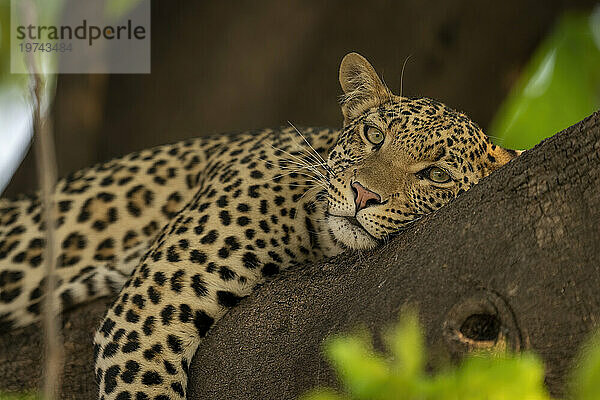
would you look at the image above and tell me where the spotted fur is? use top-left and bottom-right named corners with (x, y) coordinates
top-left (0, 53), bottom-right (519, 399)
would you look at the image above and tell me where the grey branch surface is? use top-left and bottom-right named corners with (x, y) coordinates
top-left (1, 111), bottom-right (599, 399)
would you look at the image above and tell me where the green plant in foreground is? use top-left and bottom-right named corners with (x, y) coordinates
top-left (302, 312), bottom-right (600, 400)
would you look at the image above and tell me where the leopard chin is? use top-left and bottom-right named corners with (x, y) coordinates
top-left (326, 213), bottom-right (379, 250)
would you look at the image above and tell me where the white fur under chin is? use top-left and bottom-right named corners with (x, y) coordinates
top-left (327, 214), bottom-right (379, 250)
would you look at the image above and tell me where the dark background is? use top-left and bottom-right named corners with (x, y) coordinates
top-left (4, 0), bottom-right (597, 196)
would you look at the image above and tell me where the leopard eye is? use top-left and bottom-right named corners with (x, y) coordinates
top-left (364, 126), bottom-right (384, 146)
top-left (427, 167), bottom-right (451, 183)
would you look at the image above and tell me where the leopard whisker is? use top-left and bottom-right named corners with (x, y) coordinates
top-left (395, 54), bottom-right (412, 119)
top-left (259, 157), bottom-right (327, 175)
top-left (296, 184), bottom-right (326, 203)
top-left (272, 158), bottom-right (328, 175)
top-left (286, 122), bottom-right (333, 174)
top-left (254, 161), bottom-right (328, 189)
top-left (264, 142), bottom-right (328, 181)
top-left (259, 170), bottom-right (328, 186)
top-left (286, 182), bottom-right (328, 189)
top-left (273, 166), bottom-right (328, 183)
top-left (284, 126), bottom-right (325, 169)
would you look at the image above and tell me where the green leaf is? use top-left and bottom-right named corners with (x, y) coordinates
top-left (104, 0), bottom-right (145, 21)
top-left (442, 353), bottom-right (551, 400)
top-left (387, 310), bottom-right (423, 379)
top-left (300, 388), bottom-right (347, 400)
top-left (301, 316), bottom-right (557, 400)
top-left (569, 333), bottom-right (600, 400)
top-left (488, 9), bottom-right (600, 150)
top-left (325, 333), bottom-right (390, 399)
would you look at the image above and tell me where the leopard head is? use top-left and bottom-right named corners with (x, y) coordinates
top-left (325, 53), bottom-right (520, 250)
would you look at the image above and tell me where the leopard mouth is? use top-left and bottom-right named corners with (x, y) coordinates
top-left (344, 216), bottom-right (362, 228)
top-left (327, 213), bottom-right (366, 230)
top-left (325, 212), bottom-right (380, 250)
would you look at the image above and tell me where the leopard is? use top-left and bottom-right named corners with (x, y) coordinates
top-left (0, 53), bottom-right (521, 399)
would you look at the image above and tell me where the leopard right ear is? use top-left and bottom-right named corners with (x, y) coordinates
top-left (481, 144), bottom-right (524, 176)
top-left (339, 52), bottom-right (392, 123)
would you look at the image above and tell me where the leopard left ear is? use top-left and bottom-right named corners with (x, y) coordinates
top-left (482, 144), bottom-right (523, 176)
top-left (339, 52), bottom-right (392, 123)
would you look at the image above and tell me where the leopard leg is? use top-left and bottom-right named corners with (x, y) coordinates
top-left (93, 127), bottom-right (341, 399)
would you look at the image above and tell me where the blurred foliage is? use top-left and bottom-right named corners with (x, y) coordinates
top-left (301, 312), bottom-right (600, 400)
top-left (0, 0), bottom-right (61, 194)
top-left (568, 333), bottom-right (600, 400)
top-left (0, 0), bottom-right (141, 75)
top-left (0, 0), bottom-right (14, 80)
top-left (0, 0), bottom-right (141, 193)
top-left (105, 0), bottom-right (146, 22)
top-left (0, 0), bottom-right (64, 76)
top-left (0, 393), bottom-right (39, 400)
top-left (489, 8), bottom-right (600, 150)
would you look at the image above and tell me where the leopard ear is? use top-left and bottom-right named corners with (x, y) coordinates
top-left (482, 144), bottom-right (523, 176)
top-left (339, 52), bottom-right (392, 123)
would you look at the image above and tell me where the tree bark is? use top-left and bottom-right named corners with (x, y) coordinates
top-left (1, 111), bottom-right (599, 399)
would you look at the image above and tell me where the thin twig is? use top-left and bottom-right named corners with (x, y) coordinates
top-left (34, 77), bottom-right (63, 400)
top-left (20, 1), bottom-right (63, 398)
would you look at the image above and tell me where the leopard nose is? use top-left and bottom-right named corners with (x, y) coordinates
top-left (351, 182), bottom-right (382, 212)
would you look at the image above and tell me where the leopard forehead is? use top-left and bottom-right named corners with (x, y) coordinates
top-left (331, 96), bottom-right (490, 165)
